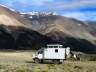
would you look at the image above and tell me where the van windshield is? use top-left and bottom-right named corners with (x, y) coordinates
top-left (38, 51), bottom-right (43, 54)
top-left (38, 48), bottom-right (44, 54)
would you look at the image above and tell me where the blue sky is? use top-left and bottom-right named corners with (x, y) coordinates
top-left (0, 0), bottom-right (96, 22)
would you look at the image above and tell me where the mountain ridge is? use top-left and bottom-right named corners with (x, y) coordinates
top-left (21, 12), bottom-right (96, 53)
top-left (0, 4), bottom-right (96, 53)
top-left (21, 13), bottom-right (96, 42)
top-left (0, 4), bottom-right (57, 50)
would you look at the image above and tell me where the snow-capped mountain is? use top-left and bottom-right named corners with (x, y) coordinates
top-left (21, 12), bottom-right (96, 53)
top-left (0, 4), bottom-right (54, 50)
top-left (21, 12), bottom-right (59, 21)
top-left (0, 4), bottom-right (96, 53)
top-left (21, 12), bottom-right (58, 16)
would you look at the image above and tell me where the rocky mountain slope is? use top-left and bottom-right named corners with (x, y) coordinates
top-left (21, 12), bottom-right (96, 39)
top-left (0, 4), bottom-right (56, 50)
top-left (21, 12), bottom-right (96, 53)
top-left (0, 4), bottom-right (96, 53)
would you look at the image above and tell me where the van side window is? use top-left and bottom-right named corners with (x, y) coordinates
top-left (55, 49), bottom-right (58, 53)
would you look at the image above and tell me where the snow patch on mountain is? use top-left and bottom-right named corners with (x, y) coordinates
top-left (30, 16), bottom-right (33, 18)
top-left (0, 4), bottom-right (16, 12)
top-left (21, 12), bottom-right (58, 16)
top-left (78, 24), bottom-right (82, 25)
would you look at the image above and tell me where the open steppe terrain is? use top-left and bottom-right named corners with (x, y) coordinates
top-left (0, 51), bottom-right (96, 72)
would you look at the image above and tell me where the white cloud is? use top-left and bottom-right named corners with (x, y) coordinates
top-left (0, 0), bottom-right (53, 6)
top-left (41, 0), bottom-right (96, 11)
top-left (0, 0), bottom-right (54, 12)
top-left (93, 18), bottom-right (96, 21)
top-left (63, 11), bottom-right (96, 21)
top-left (13, 0), bottom-right (53, 5)
top-left (0, 0), bottom-right (96, 22)
top-left (1, 0), bottom-right (96, 11)
top-left (0, 0), bottom-right (96, 12)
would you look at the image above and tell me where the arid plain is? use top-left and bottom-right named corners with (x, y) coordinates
top-left (0, 51), bottom-right (96, 72)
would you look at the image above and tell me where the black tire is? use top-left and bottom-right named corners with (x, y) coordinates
top-left (34, 58), bottom-right (39, 64)
top-left (40, 59), bottom-right (44, 63)
top-left (54, 60), bottom-right (60, 64)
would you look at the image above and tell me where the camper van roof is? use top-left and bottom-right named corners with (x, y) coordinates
top-left (47, 44), bottom-right (63, 46)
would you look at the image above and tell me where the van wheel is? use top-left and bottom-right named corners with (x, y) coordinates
top-left (54, 60), bottom-right (60, 64)
top-left (34, 58), bottom-right (39, 64)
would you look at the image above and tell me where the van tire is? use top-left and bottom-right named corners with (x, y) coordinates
top-left (40, 59), bottom-right (44, 63)
top-left (34, 58), bottom-right (39, 64)
top-left (54, 60), bottom-right (60, 64)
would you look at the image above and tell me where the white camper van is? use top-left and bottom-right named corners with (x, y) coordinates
top-left (32, 44), bottom-right (70, 64)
